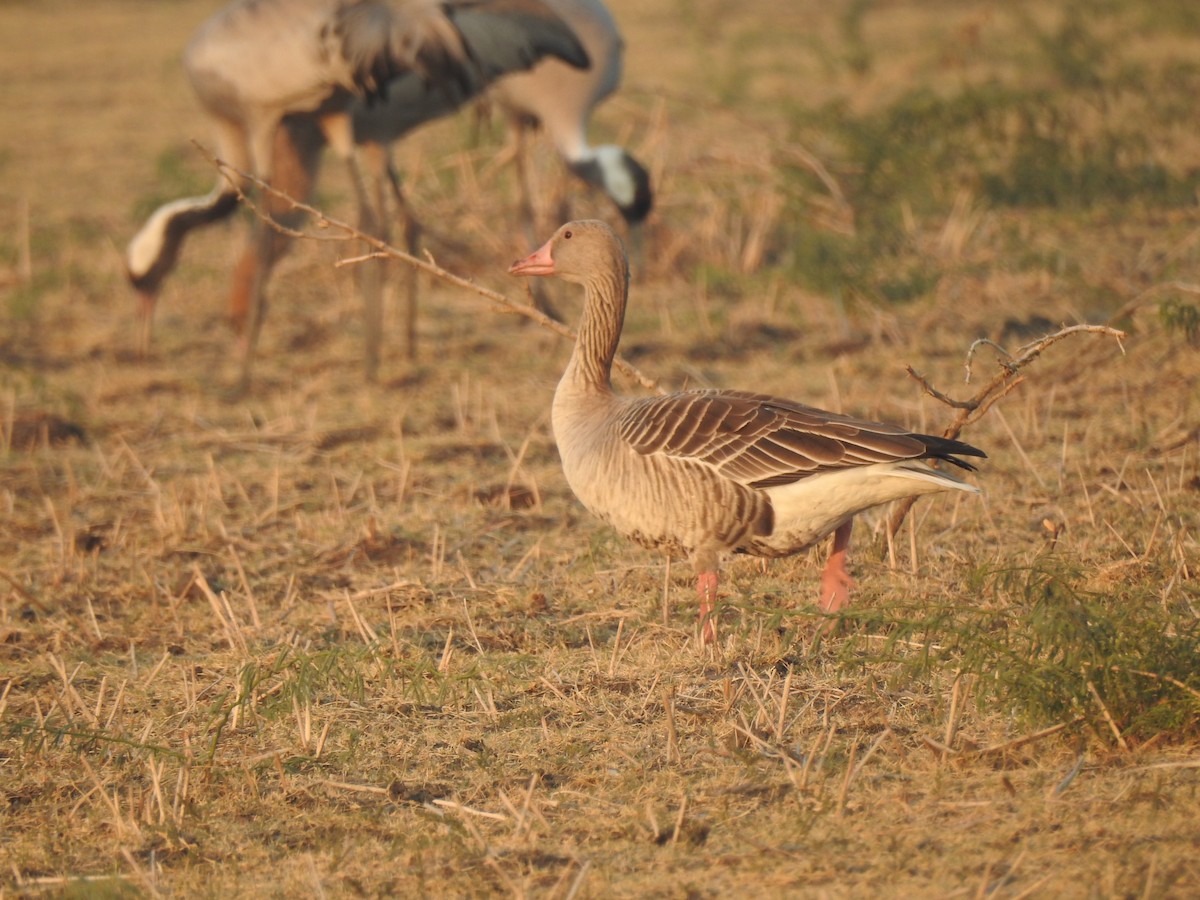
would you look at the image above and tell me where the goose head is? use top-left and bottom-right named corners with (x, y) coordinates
top-left (508, 219), bottom-right (627, 288)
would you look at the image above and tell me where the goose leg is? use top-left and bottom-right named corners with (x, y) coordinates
top-left (819, 519), bottom-right (855, 613)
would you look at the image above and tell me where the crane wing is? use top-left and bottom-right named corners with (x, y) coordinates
top-left (334, 0), bottom-right (587, 102)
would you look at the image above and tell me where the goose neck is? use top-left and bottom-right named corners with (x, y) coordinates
top-left (565, 258), bottom-right (628, 391)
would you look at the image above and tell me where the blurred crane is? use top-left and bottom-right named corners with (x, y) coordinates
top-left (224, 0), bottom-right (653, 364)
top-left (487, 0), bottom-right (652, 236)
top-left (126, 0), bottom-right (588, 389)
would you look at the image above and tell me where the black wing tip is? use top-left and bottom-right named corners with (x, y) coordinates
top-left (942, 448), bottom-right (988, 472)
top-left (918, 434), bottom-right (987, 471)
top-left (941, 455), bottom-right (982, 473)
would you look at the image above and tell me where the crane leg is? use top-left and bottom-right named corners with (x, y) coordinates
top-left (229, 117), bottom-right (324, 393)
top-left (346, 153), bottom-right (386, 381)
top-left (235, 218), bottom-right (273, 394)
top-left (383, 157), bottom-right (421, 363)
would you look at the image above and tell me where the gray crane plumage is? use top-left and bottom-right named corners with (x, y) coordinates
top-left (352, 0), bottom-right (650, 226)
top-left (487, 0), bottom-right (652, 228)
top-left (509, 220), bottom-right (987, 645)
top-left (126, 0), bottom-right (589, 388)
top-left (210, 0), bottom-right (648, 375)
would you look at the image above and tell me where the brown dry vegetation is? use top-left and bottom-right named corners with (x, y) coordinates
top-left (2, 0), bottom-right (1200, 896)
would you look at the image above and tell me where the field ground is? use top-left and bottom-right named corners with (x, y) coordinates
top-left (2, 1), bottom-right (1199, 896)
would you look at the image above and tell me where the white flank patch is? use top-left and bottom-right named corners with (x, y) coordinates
top-left (763, 461), bottom-right (979, 550)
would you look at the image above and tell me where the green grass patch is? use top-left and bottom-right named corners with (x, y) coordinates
top-left (1160, 297), bottom-right (1200, 346)
top-left (843, 560), bottom-right (1200, 744)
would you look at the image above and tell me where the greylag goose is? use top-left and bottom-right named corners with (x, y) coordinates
top-left (508, 220), bottom-right (986, 644)
top-left (126, 0), bottom-right (589, 386)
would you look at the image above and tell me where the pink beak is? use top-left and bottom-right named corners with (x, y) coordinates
top-left (508, 238), bottom-right (556, 277)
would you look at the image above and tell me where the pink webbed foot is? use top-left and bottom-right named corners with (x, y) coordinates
top-left (818, 561), bottom-right (854, 613)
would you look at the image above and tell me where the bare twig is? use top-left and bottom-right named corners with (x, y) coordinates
top-left (1103, 666), bottom-right (1200, 702)
top-left (0, 568), bottom-right (46, 610)
top-left (889, 324), bottom-right (1126, 538)
top-left (965, 325), bottom-right (1125, 384)
top-left (1087, 680), bottom-right (1131, 751)
top-left (664, 687), bottom-right (681, 765)
top-left (196, 144), bottom-right (663, 394)
top-left (970, 717), bottom-right (1085, 758)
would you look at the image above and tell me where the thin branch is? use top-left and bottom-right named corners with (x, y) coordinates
top-left (1102, 666), bottom-right (1200, 703)
top-left (964, 337), bottom-right (1015, 380)
top-left (969, 717), bottom-right (1084, 758)
top-left (0, 568), bottom-right (47, 610)
top-left (967, 325), bottom-right (1126, 384)
top-left (196, 143), bottom-right (663, 394)
top-left (904, 368), bottom-right (975, 410)
top-left (889, 323), bottom-right (1126, 539)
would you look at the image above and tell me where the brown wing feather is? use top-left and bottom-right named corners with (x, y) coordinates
top-left (618, 389), bottom-right (980, 489)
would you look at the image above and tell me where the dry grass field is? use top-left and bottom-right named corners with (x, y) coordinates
top-left (3, 0), bottom-right (1200, 896)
